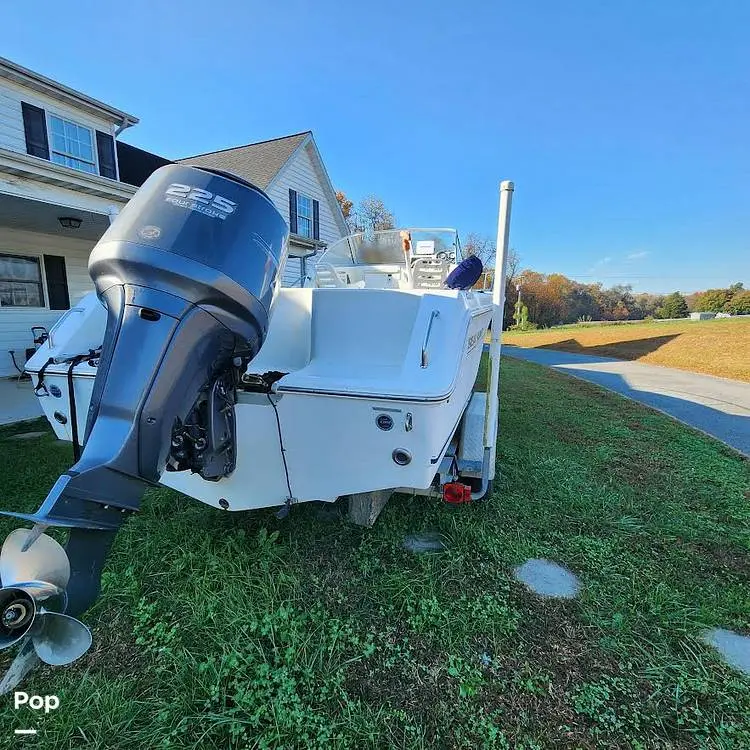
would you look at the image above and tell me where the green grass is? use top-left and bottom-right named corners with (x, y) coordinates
top-left (1, 358), bottom-right (749, 749)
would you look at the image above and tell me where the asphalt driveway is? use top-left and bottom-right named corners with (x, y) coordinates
top-left (500, 345), bottom-right (750, 456)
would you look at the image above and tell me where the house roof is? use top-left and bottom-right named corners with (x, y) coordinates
top-left (116, 141), bottom-right (172, 187)
top-left (0, 56), bottom-right (138, 126)
top-left (177, 131), bottom-right (311, 189)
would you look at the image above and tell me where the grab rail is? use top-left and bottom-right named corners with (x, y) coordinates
top-left (420, 310), bottom-right (440, 368)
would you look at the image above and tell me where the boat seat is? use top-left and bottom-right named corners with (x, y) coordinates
top-left (314, 262), bottom-right (366, 288)
top-left (314, 262), bottom-right (347, 288)
top-left (245, 289), bottom-right (313, 375)
top-left (247, 287), bottom-right (489, 401)
top-left (411, 257), bottom-right (450, 289)
top-left (277, 289), bottom-right (424, 396)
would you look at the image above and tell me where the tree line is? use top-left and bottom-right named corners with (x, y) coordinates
top-left (449, 233), bottom-right (749, 328)
top-left (506, 275), bottom-right (749, 329)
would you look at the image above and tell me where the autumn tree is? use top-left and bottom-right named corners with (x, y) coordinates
top-left (724, 289), bottom-right (750, 315)
top-left (632, 293), bottom-right (664, 319)
top-left (594, 284), bottom-right (636, 321)
top-left (507, 248), bottom-right (520, 280)
top-left (567, 285), bottom-right (600, 321)
top-left (694, 288), bottom-right (733, 312)
top-left (462, 235), bottom-right (519, 275)
top-left (515, 270), bottom-right (550, 327)
top-left (469, 241), bottom-right (522, 327)
top-left (684, 291), bottom-right (702, 311)
top-left (506, 273), bottom-right (664, 328)
top-left (463, 233), bottom-right (496, 266)
top-left (611, 300), bottom-right (631, 320)
top-left (335, 191), bottom-right (353, 220)
top-left (351, 196), bottom-right (395, 233)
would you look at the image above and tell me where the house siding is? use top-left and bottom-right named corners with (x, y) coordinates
top-left (0, 227), bottom-right (95, 377)
top-left (281, 257), bottom-right (303, 287)
top-left (0, 77), bottom-right (117, 158)
top-left (266, 142), bottom-right (345, 287)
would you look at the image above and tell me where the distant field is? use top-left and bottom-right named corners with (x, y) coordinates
top-left (502, 317), bottom-right (750, 382)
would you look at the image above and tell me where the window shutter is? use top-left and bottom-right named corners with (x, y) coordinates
top-left (21, 102), bottom-right (50, 159)
top-left (288, 189), bottom-right (298, 234)
top-left (96, 131), bottom-right (117, 179)
top-left (43, 255), bottom-right (70, 310)
top-left (312, 199), bottom-right (320, 240)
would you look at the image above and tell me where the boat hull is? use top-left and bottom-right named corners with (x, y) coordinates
top-left (27, 288), bottom-right (492, 511)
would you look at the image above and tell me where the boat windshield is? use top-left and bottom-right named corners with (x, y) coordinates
top-left (322, 228), bottom-right (461, 267)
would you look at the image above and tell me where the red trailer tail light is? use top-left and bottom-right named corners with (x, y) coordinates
top-left (443, 482), bottom-right (471, 504)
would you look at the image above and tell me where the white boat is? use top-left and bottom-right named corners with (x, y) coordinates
top-left (0, 164), bottom-right (514, 684)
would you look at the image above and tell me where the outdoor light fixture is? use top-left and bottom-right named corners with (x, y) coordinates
top-left (58, 217), bottom-right (82, 229)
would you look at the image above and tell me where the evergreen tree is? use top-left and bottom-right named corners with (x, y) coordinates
top-left (658, 292), bottom-right (689, 319)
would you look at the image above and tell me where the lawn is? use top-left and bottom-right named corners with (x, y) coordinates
top-left (1, 358), bottom-right (749, 748)
top-left (503, 317), bottom-right (750, 382)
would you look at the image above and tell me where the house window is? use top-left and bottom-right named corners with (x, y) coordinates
top-left (49, 115), bottom-right (97, 174)
top-left (296, 194), bottom-right (313, 238)
top-left (0, 254), bottom-right (44, 307)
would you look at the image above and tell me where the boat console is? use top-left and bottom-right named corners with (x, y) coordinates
top-left (313, 228), bottom-right (459, 290)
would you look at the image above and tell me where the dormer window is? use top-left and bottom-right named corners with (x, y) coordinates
top-left (49, 115), bottom-right (96, 174)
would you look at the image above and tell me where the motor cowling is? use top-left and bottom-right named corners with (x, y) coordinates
top-left (85, 164), bottom-right (289, 484)
top-left (0, 165), bottom-right (289, 642)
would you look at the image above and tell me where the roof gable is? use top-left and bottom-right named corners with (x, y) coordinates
top-left (268, 136), bottom-right (348, 237)
top-left (0, 56), bottom-right (138, 126)
top-left (177, 131), bottom-right (310, 189)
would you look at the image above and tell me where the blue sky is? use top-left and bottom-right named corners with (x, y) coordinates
top-left (3, 1), bottom-right (749, 293)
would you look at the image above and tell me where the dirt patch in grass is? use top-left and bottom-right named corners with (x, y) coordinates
top-left (604, 450), bottom-right (673, 488)
top-left (341, 593), bottom-right (658, 748)
top-left (504, 317), bottom-right (750, 381)
top-left (84, 611), bottom-right (147, 675)
top-left (688, 541), bottom-right (750, 576)
top-left (549, 421), bottom-right (591, 446)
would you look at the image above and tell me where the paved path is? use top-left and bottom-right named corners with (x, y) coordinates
top-left (500, 345), bottom-right (750, 456)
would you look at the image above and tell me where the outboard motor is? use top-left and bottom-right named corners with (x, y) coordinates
top-left (0, 165), bottom-right (288, 675)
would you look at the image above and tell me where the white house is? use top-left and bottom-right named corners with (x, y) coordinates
top-left (178, 132), bottom-right (348, 287)
top-left (0, 55), bottom-right (347, 379)
top-left (0, 56), bottom-right (140, 377)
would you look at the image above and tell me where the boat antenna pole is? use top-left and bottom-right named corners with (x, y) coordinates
top-left (484, 181), bottom-right (514, 479)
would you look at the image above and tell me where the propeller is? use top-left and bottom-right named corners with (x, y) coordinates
top-left (0, 529), bottom-right (91, 669)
